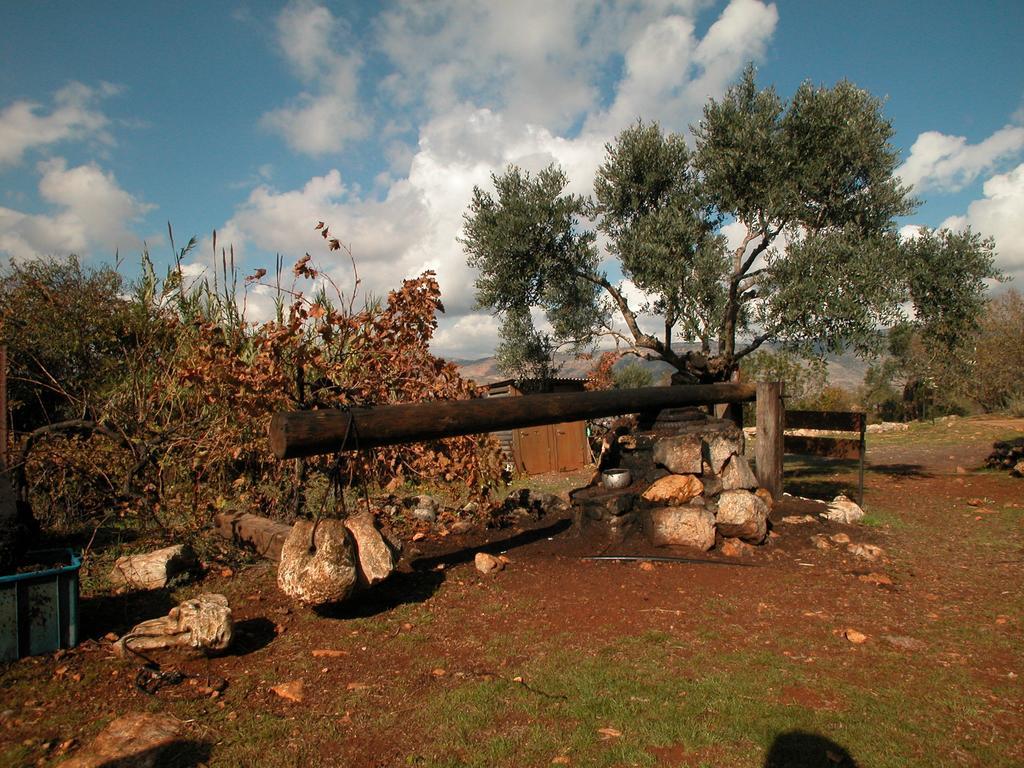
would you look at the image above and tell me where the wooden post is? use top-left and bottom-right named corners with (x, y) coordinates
top-left (0, 346), bottom-right (7, 470)
top-left (755, 381), bottom-right (784, 501)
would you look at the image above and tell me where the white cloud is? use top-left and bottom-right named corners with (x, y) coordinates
top-left (0, 158), bottom-right (152, 261)
top-left (0, 81), bottom-right (118, 166)
top-left (897, 124), bottom-right (1024, 193)
top-left (260, 0), bottom-right (368, 154)
top-left (941, 161), bottom-right (1024, 285)
top-left (230, 0), bottom-right (779, 358)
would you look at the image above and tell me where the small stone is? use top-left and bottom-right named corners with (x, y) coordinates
top-left (412, 507), bottom-right (437, 523)
top-left (411, 532), bottom-right (426, 542)
top-left (641, 475), bottom-right (704, 505)
top-left (955, 466), bottom-right (969, 475)
top-left (639, 561), bottom-right (655, 571)
top-left (811, 534), bottom-right (832, 551)
top-left (312, 649), bottom-right (349, 658)
top-left (430, 668), bottom-right (446, 677)
top-left (829, 533), bottom-right (851, 544)
top-left (858, 572), bottom-right (893, 586)
top-left (882, 635), bottom-right (926, 651)
top-left (271, 680), bottom-right (305, 703)
top-left (461, 501), bottom-right (480, 515)
top-left (847, 543), bottom-right (885, 561)
top-left (451, 519), bottom-right (473, 535)
top-left (966, 497), bottom-right (984, 506)
top-left (844, 628), bottom-right (868, 644)
top-left (474, 552), bottom-right (504, 574)
top-left (821, 495), bottom-right (865, 524)
top-left (720, 537), bottom-right (754, 557)
top-left (781, 515), bottom-right (818, 525)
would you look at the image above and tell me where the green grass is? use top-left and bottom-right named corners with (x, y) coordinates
top-left (395, 629), bottom-right (1016, 768)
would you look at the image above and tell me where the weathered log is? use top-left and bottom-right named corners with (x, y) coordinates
top-left (214, 512), bottom-right (292, 562)
top-left (269, 383), bottom-right (758, 460)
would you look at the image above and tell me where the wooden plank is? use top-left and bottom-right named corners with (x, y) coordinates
top-left (270, 382), bottom-right (758, 459)
top-left (755, 382), bottom-right (784, 501)
top-left (785, 410), bottom-right (865, 433)
top-left (784, 435), bottom-right (863, 460)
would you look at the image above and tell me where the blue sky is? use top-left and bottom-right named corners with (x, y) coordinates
top-left (2, 0), bottom-right (1022, 359)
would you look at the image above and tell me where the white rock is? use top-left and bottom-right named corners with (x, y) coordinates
top-left (652, 435), bottom-right (703, 474)
top-left (706, 433), bottom-right (742, 475)
top-left (821, 495), bottom-right (865, 524)
top-left (720, 454), bottom-right (758, 491)
top-left (109, 544), bottom-right (195, 591)
top-left (716, 490), bottom-right (769, 543)
top-left (847, 543), bottom-right (885, 561)
top-left (278, 520), bottom-right (358, 606)
top-left (643, 507), bottom-right (716, 550)
top-left (62, 713), bottom-right (183, 768)
top-left (474, 552), bottom-right (504, 574)
top-left (115, 593), bottom-right (233, 657)
top-left (344, 511), bottom-right (398, 588)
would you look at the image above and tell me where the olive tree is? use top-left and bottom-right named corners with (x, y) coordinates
top-left (461, 67), bottom-right (1000, 383)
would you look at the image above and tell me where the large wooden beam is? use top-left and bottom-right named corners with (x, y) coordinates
top-left (269, 382), bottom-right (757, 460)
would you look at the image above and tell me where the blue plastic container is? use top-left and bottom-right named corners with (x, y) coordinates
top-left (0, 548), bottom-right (81, 661)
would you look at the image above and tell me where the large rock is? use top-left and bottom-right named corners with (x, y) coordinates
top-left (643, 506), bottom-right (716, 550)
top-left (706, 432), bottom-right (743, 475)
top-left (343, 511), bottom-right (397, 588)
top-left (641, 475), bottom-right (704, 505)
top-left (720, 454), bottom-right (758, 491)
top-left (115, 593), bottom-right (233, 657)
top-left (716, 490), bottom-right (768, 543)
top-left (109, 544), bottom-right (195, 591)
top-left (62, 713), bottom-right (184, 768)
top-left (278, 520), bottom-right (358, 606)
top-left (652, 435), bottom-right (702, 474)
top-left (822, 495), bottom-right (865, 524)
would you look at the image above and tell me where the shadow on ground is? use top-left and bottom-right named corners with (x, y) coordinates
top-left (763, 730), bottom-right (859, 767)
top-left (80, 589), bottom-right (177, 640)
top-left (314, 568), bottom-right (446, 620)
top-left (410, 517), bottom-right (573, 571)
top-left (228, 617), bottom-right (277, 656)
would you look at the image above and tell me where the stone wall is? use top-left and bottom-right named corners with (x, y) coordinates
top-left (572, 409), bottom-right (770, 550)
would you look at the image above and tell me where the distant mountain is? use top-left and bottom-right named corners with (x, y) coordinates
top-left (450, 347), bottom-right (869, 390)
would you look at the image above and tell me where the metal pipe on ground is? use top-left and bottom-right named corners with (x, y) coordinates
top-left (269, 382), bottom-right (758, 460)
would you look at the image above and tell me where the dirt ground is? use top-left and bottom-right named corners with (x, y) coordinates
top-left (1, 416), bottom-right (1022, 767)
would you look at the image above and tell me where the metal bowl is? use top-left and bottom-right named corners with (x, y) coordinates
top-left (601, 468), bottom-right (632, 490)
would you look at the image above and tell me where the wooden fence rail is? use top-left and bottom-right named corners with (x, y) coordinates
top-left (269, 382), bottom-right (788, 500)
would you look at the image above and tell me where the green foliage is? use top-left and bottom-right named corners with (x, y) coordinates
top-left (612, 361), bottom-right (652, 390)
top-left (970, 289), bottom-right (1024, 412)
top-left (740, 349), bottom-right (826, 407)
top-left (3, 239), bottom-right (503, 535)
top-left (462, 66), bottom-right (1001, 384)
top-left (0, 257), bottom-right (137, 431)
top-left (461, 165), bottom-right (604, 378)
